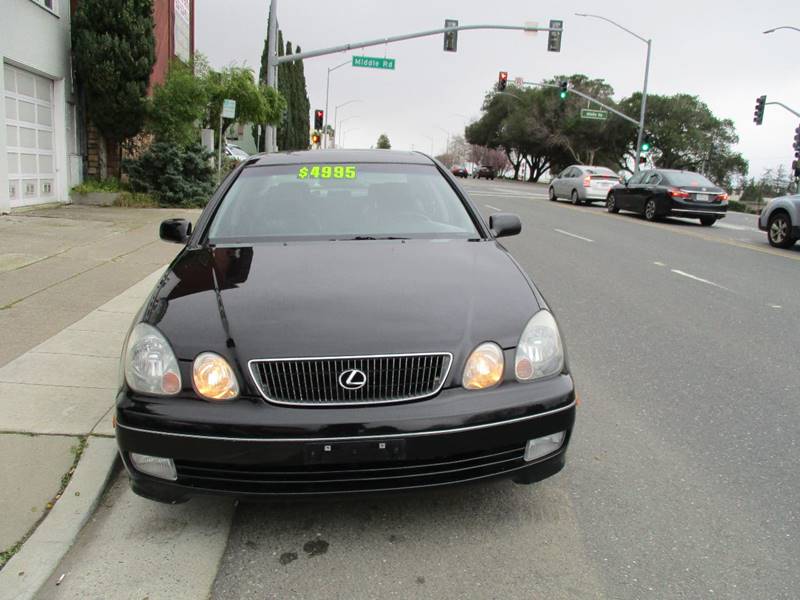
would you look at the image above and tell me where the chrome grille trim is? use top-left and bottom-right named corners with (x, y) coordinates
top-left (248, 352), bottom-right (454, 407)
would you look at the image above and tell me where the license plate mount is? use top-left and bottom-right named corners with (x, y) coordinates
top-left (695, 193), bottom-right (709, 202)
top-left (305, 439), bottom-right (406, 465)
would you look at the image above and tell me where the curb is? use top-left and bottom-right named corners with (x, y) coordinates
top-left (0, 436), bottom-right (119, 600)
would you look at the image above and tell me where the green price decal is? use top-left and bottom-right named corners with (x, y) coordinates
top-left (297, 165), bottom-right (357, 180)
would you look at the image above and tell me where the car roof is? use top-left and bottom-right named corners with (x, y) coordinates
top-left (247, 149), bottom-right (435, 166)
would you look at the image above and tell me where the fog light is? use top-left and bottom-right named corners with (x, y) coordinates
top-left (130, 453), bottom-right (177, 481)
top-left (524, 431), bottom-right (566, 462)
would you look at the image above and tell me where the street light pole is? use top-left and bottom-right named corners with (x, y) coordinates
top-left (422, 134), bottom-right (434, 156)
top-left (333, 100), bottom-right (360, 148)
top-left (341, 128), bottom-right (359, 148)
top-left (323, 60), bottom-right (350, 148)
top-left (763, 25), bottom-right (800, 34)
top-left (575, 13), bottom-right (651, 172)
top-left (435, 126), bottom-right (450, 155)
top-left (337, 116), bottom-right (360, 147)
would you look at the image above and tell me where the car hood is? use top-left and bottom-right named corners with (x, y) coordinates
top-left (144, 240), bottom-right (539, 369)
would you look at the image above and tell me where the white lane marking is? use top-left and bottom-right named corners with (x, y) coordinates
top-left (670, 269), bottom-right (730, 291)
top-left (554, 228), bottom-right (594, 243)
top-left (769, 304), bottom-right (782, 309)
top-left (653, 261), bottom-right (666, 267)
top-left (716, 223), bottom-right (760, 233)
top-left (484, 204), bottom-right (503, 211)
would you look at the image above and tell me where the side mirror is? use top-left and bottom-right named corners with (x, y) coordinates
top-left (160, 218), bottom-right (192, 244)
top-left (489, 213), bottom-right (521, 238)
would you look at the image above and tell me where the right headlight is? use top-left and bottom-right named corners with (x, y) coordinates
top-left (514, 310), bottom-right (564, 382)
top-left (123, 323), bottom-right (182, 395)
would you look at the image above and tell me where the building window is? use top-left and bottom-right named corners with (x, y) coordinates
top-left (29, 0), bottom-right (58, 16)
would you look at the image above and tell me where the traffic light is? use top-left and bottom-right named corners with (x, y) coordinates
top-left (498, 71), bottom-right (508, 91)
top-left (311, 133), bottom-right (320, 146)
top-left (559, 81), bottom-right (568, 99)
top-left (793, 124), bottom-right (800, 158)
top-left (547, 19), bottom-right (563, 52)
top-left (314, 109), bottom-right (324, 130)
top-left (753, 95), bottom-right (766, 125)
top-left (641, 133), bottom-right (653, 152)
top-left (443, 19), bottom-right (458, 52)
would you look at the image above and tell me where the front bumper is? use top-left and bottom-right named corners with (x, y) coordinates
top-left (116, 375), bottom-right (576, 501)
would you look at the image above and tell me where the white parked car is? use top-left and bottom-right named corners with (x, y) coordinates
top-left (549, 165), bottom-right (621, 205)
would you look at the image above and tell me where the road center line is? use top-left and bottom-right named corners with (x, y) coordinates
top-left (554, 228), bottom-right (594, 243)
top-left (484, 204), bottom-right (503, 211)
top-left (670, 269), bottom-right (730, 291)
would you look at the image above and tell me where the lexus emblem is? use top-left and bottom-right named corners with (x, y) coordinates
top-left (338, 368), bottom-right (367, 390)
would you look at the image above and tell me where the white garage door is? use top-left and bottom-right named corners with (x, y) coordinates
top-left (4, 64), bottom-right (55, 208)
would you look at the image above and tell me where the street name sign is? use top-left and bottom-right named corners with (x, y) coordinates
top-left (581, 108), bottom-right (608, 121)
top-left (222, 99), bottom-right (236, 119)
top-left (352, 55), bottom-right (396, 70)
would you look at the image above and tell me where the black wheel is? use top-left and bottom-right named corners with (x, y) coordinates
top-left (571, 190), bottom-right (580, 205)
top-left (644, 198), bottom-right (658, 221)
top-left (607, 192), bottom-right (619, 213)
top-left (699, 217), bottom-right (717, 227)
top-left (767, 212), bottom-right (796, 248)
top-left (549, 187), bottom-right (557, 202)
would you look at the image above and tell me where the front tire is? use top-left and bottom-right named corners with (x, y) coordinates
top-left (699, 217), bottom-right (717, 227)
top-left (607, 192), bottom-right (619, 213)
top-left (549, 187), bottom-right (557, 202)
top-left (571, 190), bottom-right (580, 205)
top-left (767, 212), bottom-right (796, 248)
top-left (644, 198), bottom-right (658, 221)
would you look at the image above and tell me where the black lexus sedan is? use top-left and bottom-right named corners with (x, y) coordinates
top-left (606, 168), bottom-right (728, 226)
top-left (115, 149), bottom-right (576, 503)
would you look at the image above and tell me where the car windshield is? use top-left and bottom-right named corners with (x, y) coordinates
top-left (207, 163), bottom-right (481, 242)
top-left (663, 171), bottom-right (716, 187)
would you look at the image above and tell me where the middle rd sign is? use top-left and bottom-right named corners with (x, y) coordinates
top-left (352, 55), bottom-right (396, 70)
top-left (581, 108), bottom-right (608, 121)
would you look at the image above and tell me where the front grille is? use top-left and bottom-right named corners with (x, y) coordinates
top-left (248, 353), bottom-right (453, 406)
top-left (174, 444), bottom-right (526, 495)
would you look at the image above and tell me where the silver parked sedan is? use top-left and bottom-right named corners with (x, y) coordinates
top-left (549, 165), bottom-right (620, 205)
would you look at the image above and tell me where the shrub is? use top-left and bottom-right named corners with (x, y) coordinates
top-left (71, 177), bottom-right (125, 194)
top-left (113, 191), bottom-right (158, 208)
top-left (124, 142), bottom-right (215, 207)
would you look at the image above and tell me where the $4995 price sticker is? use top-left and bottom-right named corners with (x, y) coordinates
top-left (297, 165), bottom-right (357, 180)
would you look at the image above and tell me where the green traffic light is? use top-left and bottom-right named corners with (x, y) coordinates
top-left (559, 91), bottom-right (567, 100)
top-left (641, 143), bottom-right (651, 151)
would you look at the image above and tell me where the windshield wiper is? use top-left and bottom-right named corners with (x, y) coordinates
top-left (336, 236), bottom-right (410, 241)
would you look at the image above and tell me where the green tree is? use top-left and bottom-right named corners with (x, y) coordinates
top-left (147, 60), bottom-right (208, 146)
top-left (376, 134), bottom-right (391, 149)
top-left (72, 0), bottom-right (155, 176)
top-left (201, 65), bottom-right (285, 145)
top-left (622, 93), bottom-right (748, 188)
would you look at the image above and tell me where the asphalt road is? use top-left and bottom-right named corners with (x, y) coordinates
top-left (210, 179), bottom-right (800, 599)
top-left (42, 180), bottom-right (799, 599)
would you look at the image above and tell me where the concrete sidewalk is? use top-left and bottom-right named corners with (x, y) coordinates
top-left (0, 205), bottom-right (198, 595)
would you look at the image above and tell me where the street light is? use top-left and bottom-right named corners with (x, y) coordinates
top-left (333, 100), bottom-right (361, 148)
top-left (337, 116), bottom-right (359, 147)
top-left (576, 13), bottom-right (652, 172)
top-left (323, 60), bottom-right (350, 148)
top-left (763, 26), bottom-right (800, 34)
top-left (422, 134), bottom-right (434, 156)
top-left (341, 128), bottom-right (359, 148)
top-left (435, 126), bottom-right (450, 155)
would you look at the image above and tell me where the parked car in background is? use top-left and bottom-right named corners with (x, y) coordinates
top-left (451, 165), bottom-right (469, 178)
top-left (758, 193), bottom-right (800, 248)
top-left (606, 169), bottom-right (728, 226)
top-left (549, 165), bottom-right (620, 205)
top-left (225, 144), bottom-right (250, 161)
top-left (474, 166), bottom-right (496, 180)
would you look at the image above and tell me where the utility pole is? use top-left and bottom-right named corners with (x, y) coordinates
top-left (323, 60), bottom-right (350, 148)
top-left (265, 0), bottom-right (278, 153)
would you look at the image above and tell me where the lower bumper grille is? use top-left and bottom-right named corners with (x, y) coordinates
top-left (249, 353), bottom-right (453, 406)
top-left (174, 444), bottom-right (527, 495)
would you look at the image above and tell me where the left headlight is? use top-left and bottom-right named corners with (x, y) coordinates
top-left (514, 310), bottom-right (564, 382)
top-left (192, 352), bottom-right (239, 400)
top-left (124, 323), bottom-right (182, 395)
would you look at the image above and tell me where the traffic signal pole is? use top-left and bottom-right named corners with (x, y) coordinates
top-left (633, 39), bottom-right (652, 172)
top-left (262, 0), bottom-right (562, 153)
top-left (765, 101), bottom-right (800, 119)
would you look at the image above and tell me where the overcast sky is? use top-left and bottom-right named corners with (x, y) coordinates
top-left (196, 0), bottom-right (800, 178)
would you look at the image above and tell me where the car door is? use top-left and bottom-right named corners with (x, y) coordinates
top-left (552, 168), bottom-right (568, 196)
top-left (634, 171), bottom-right (661, 213)
top-left (617, 170), bottom-right (645, 210)
top-left (560, 167), bottom-right (578, 196)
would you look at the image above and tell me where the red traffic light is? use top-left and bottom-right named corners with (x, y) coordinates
top-left (499, 71), bottom-right (508, 81)
top-left (314, 109), bottom-right (324, 130)
top-left (498, 71), bottom-right (508, 91)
